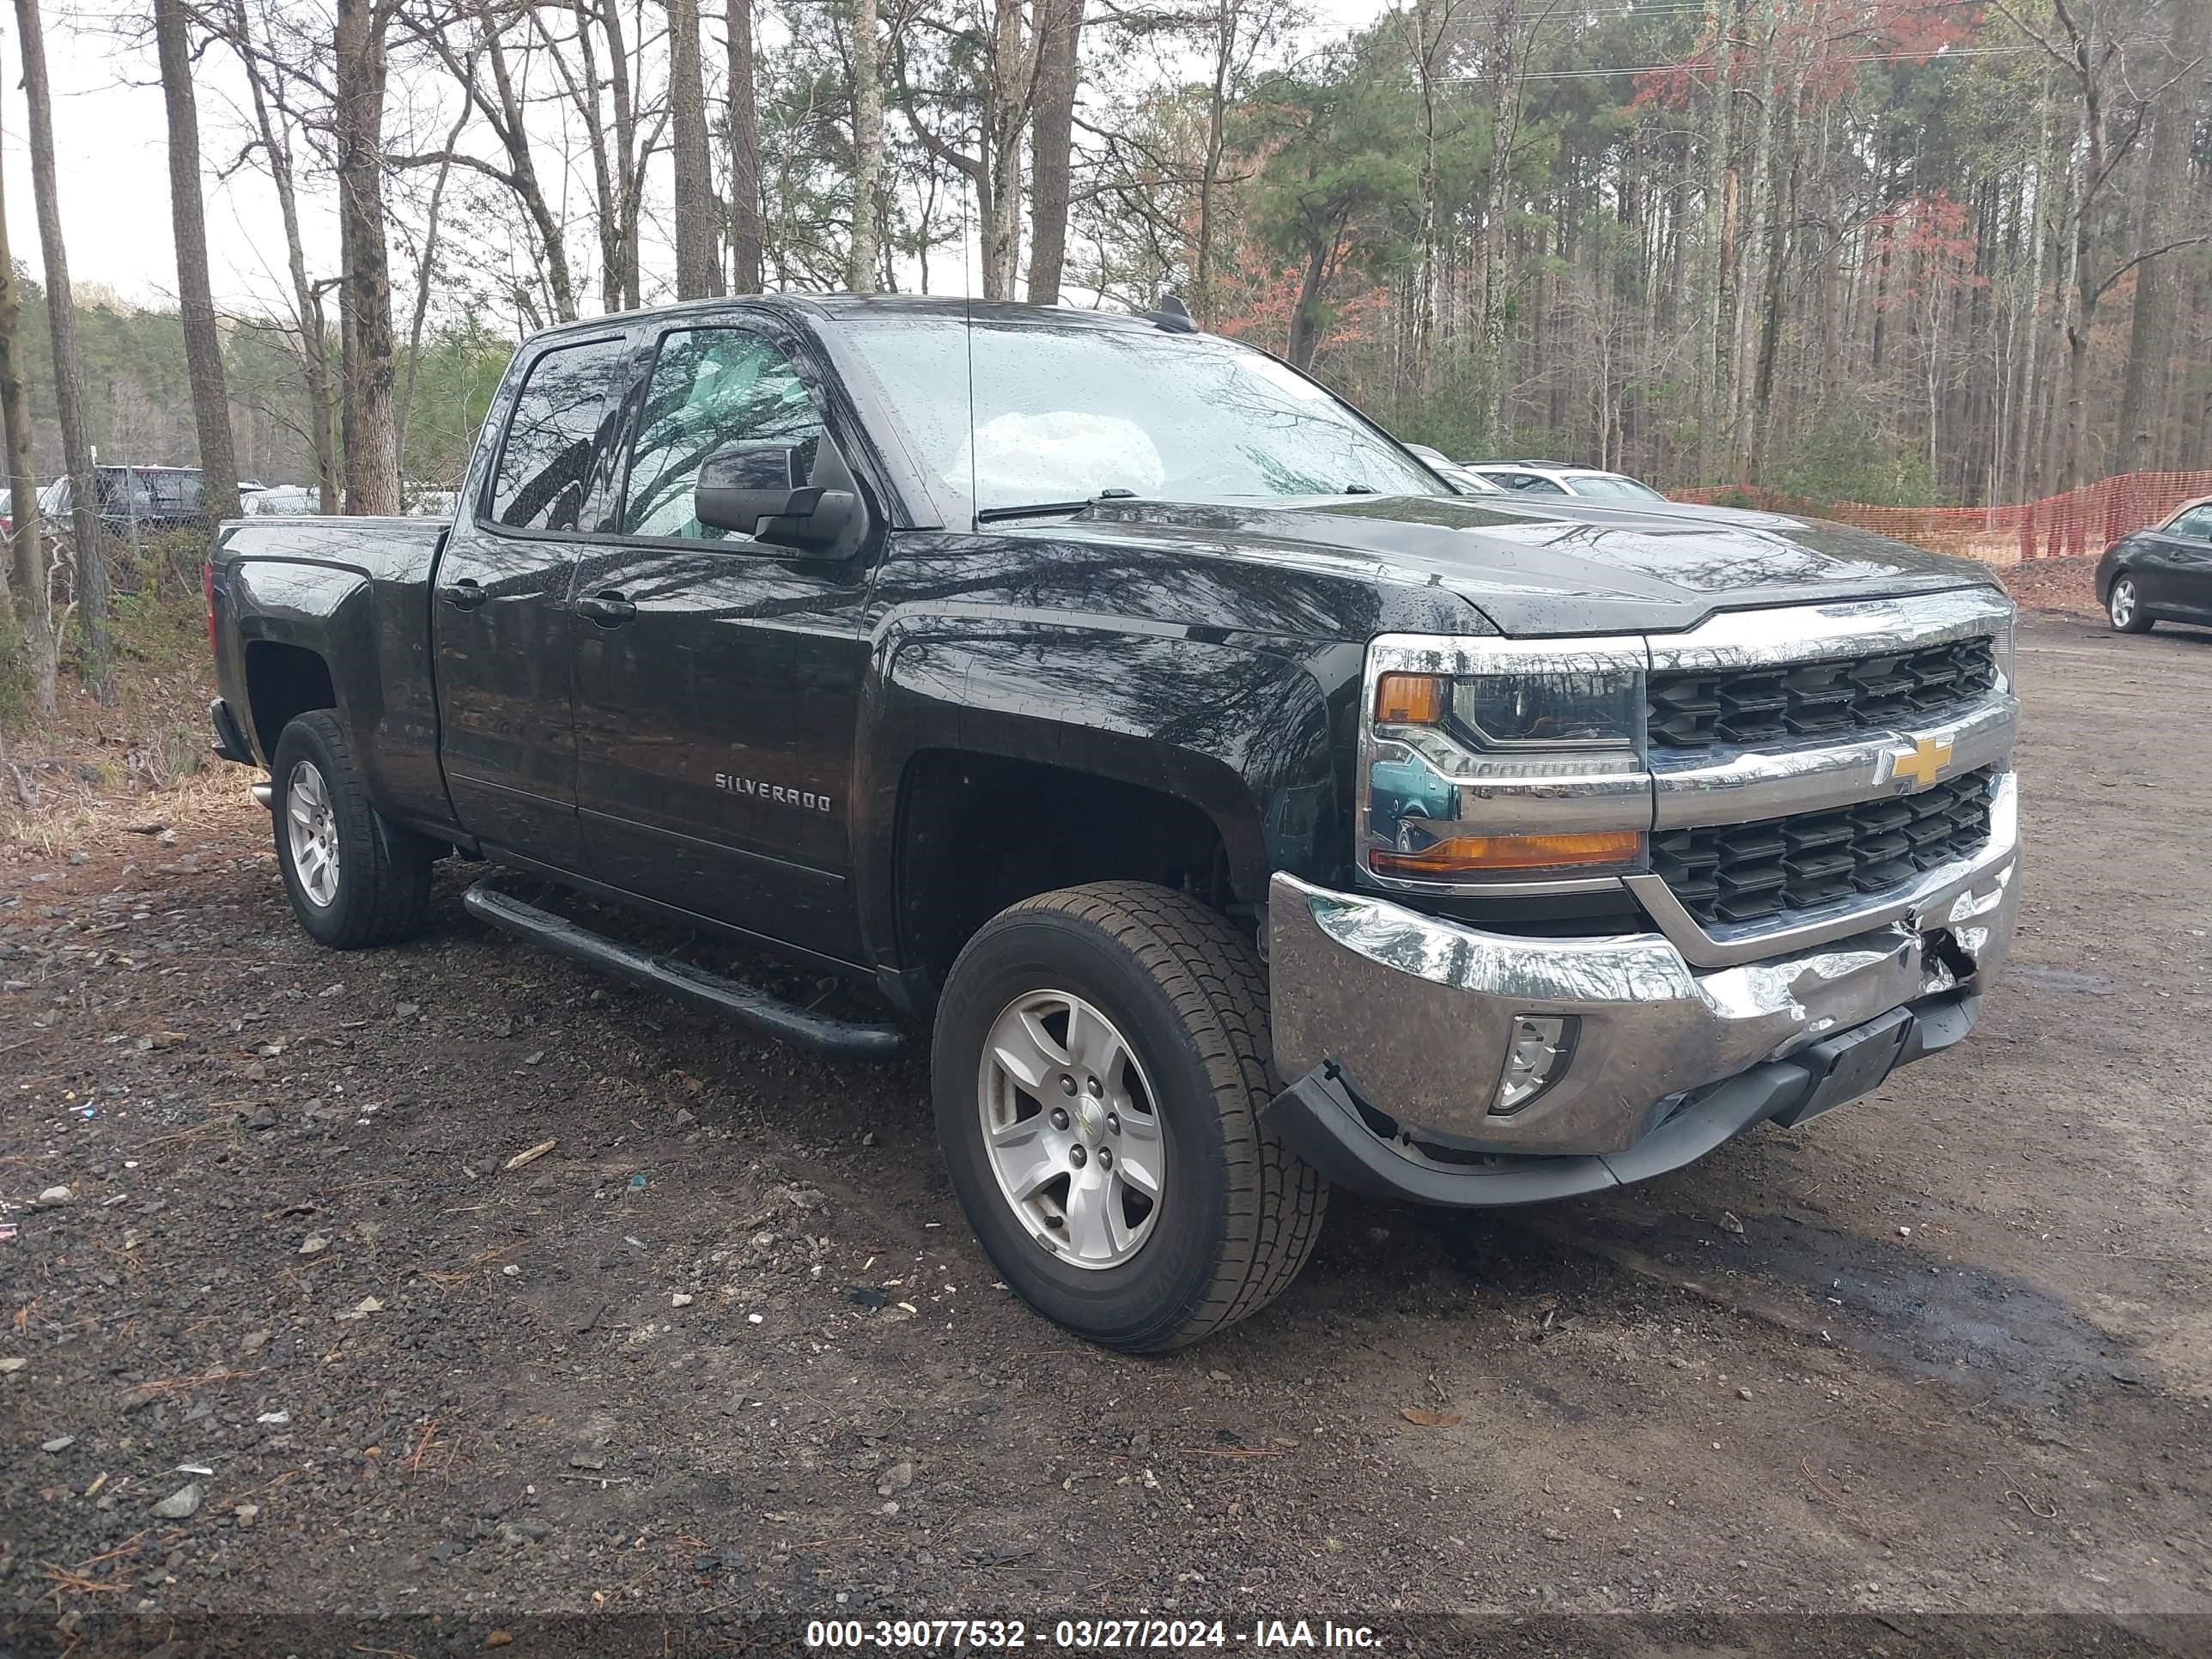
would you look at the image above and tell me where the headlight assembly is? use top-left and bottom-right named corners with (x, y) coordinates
top-left (1361, 635), bottom-right (1652, 889)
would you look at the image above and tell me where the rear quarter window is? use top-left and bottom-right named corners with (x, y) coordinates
top-left (489, 336), bottom-right (629, 532)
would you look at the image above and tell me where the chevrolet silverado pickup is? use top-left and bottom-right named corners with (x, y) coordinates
top-left (206, 295), bottom-right (2021, 1351)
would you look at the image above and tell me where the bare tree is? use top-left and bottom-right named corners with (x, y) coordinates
top-left (222, 0), bottom-right (341, 510)
top-left (155, 0), bottom-right (244, 525)
top-left (848, 0), bottom-right (883, 291)
top-left (0, 27), bottom-right (48, 712)
top-left (670, 0), bottom-right (722, 297)
top-left (13, 0), bottom-right (107, 697)
top-left (2115, 0), bottom-right (2209, 471)
top-left (335, 0), bottom-right (402, 513)
top-left (531, 0), bottom-right (658, 312)
top-left (726, 0), bottom-right (764, 292)
top-left (1998, 0), bottom-right (2212, 493)
top-left (401, 0), bottom-right (580, 323)
top-left (1024, 0), bottom-right (1084, 304)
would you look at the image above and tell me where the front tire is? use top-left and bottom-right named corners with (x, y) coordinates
top-left (932, 882), bottom-right (1328, 1352)
top-left (270, 710), bottom-right (436, 949)
top-left (2108, 573), bottom-right (2154, 633)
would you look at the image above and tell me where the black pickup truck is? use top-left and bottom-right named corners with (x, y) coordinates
top-left (207, 295), bottom-right (2021, 1350)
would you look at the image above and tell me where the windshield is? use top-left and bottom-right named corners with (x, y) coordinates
top-left (1570, 473), bottom-right (1666, 501)
top-left (840, 316), bottom-right (1437, 517)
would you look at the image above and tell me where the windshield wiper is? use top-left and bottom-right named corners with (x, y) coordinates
top-left (975, 500), bottom-right (1094, 523)
top-left (975, 489), bottom-right (1141, 525)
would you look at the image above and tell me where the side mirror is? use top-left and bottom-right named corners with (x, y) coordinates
top-left (694, 439), bottom-right (862, 555)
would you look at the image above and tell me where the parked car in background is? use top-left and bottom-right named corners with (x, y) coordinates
top-left (403, 485), bottom-right (460, 519)
top-left (40, 465), bottom-right (207, 528)
top-left (243, 485), bottom-right (320, 516)
top-left (1468, 460), bottom-right (1808, 532)
top-left (2097, 495), bottom-right (2212, 635)
top-left (1401, 442), bottom-right (1504, 496)
top-left (1468, 462), bottom-right (1674, 501)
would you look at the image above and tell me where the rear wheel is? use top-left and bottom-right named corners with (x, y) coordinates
top-left (932, 881), bottom-right (1327, 1352)
top-left (270, 710), bottom-right (436, 949)
top-left (2108, 573), bottom-right (2154, 633)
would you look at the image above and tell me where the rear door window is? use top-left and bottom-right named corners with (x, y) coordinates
top-left (489, 336), bottom-right (629, 532)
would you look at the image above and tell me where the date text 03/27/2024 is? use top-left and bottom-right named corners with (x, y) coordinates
top-left (802, 1619), bottom-right (1381, 1650)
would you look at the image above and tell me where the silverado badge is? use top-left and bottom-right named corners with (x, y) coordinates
top-left (1881, 735), bottom-right (1954, 793)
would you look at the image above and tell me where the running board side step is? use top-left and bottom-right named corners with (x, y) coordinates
top-left (461, 881), bottom-right (907, 1061)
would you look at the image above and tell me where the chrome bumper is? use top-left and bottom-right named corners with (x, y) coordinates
top-left (1267, 828), bottom-right (2019, 1161)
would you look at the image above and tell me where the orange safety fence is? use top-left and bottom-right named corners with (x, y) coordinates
top-left (1674, 470), bottom-right (2212, 565)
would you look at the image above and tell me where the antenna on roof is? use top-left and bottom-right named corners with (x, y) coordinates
top-left (1144, 294), bottom-right (1198, 334)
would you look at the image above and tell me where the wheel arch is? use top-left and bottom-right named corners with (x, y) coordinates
top-left (854, 614), bottom-right (1359, 1011)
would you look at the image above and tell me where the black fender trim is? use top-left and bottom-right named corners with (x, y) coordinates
top-left (210, 698), bottom-right (255, 766)
top-left (461, 881), bottom-right (908, 1061)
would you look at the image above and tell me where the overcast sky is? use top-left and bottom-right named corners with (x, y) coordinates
top-left (1, 1), bottom-right (1389, 315)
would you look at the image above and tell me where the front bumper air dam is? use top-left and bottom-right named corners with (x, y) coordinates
top-left (1263, 864), bottom-right (2014, 1206)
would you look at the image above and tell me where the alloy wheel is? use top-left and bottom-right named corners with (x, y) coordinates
top-left (977, 990), bottom-right (1165, 1268)
top-left (286, 760), bottom-right (341, 908)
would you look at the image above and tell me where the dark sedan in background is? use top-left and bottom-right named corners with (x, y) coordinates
top-left (2098, 496), bottom-right (2212, 634)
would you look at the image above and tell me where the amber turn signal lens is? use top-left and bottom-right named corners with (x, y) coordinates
top-left (1369, 829), bottom-right (1644, 878)
top-left (1375, 672), bottom-right (1447, 726)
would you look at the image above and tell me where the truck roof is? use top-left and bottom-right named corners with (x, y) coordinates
top-left (526, 293), bottom-right (1163, 348)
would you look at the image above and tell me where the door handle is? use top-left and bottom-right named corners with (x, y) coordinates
top-left (441, 577), bottom-right (487, 611)
top-left (575, 590), bottom-right (637, 626)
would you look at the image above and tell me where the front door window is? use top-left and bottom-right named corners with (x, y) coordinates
top-left (621, 329), bottom-right (823, 540)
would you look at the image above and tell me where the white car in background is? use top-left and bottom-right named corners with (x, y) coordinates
top-left (1468, 460), bottom-right (1807, 531)
top-left (241, 485), bottom-right (320, 515)
top-left (1401, 442), bottom-right (1504, 497)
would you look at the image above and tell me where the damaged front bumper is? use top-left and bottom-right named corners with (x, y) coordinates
top-left (1263, 835), bottom-right (2018, 1207)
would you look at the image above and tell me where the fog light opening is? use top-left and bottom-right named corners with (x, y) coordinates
top-left (1491, 1015), bottom-right (1577, 1115)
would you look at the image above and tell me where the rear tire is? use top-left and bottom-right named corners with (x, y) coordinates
top-left (932, 881), bottom-right (1327, 1352)
top-left (270, 710), bottom-right (436, 949)
top-left (2107, 573), bottom-right (2154, 633)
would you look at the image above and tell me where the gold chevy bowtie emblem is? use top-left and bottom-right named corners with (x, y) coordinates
top-left (1887, 735), bottom-right (1954, 792)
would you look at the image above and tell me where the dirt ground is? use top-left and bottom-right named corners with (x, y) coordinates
top-left (3, 611), bottom-right (2209, 1654)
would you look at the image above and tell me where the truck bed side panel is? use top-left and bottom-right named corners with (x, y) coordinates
top-left (213, 516), bottom-right (463, 840)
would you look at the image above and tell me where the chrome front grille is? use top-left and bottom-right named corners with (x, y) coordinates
top-left (1646, 635), bottom-right (1997, 751)
top-left (1650, 767), bottom-right (1996, 927)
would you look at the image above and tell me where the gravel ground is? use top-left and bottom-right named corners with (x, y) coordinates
top-left (3, 613), bottom-right (2209, 1655)
top-left (1997, 555), bottom-right (2100, 619)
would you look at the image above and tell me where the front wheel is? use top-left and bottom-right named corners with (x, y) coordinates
top-left (2108, 573), bottom-right (2154, 633)
top-left (270, 710), bottom-right (436, 949)
top-left (932, 882), bottom-right (1328, 1352)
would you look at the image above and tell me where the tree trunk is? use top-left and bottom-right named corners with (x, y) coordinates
top-left (335, 0), bottom-right (400, 514)
top-left (0, 42), bottom-right (51, 714)
top-left (847, 0), bottom-right (882, 291)
top-left (983, 0), bottom-right (1027, 299)
top-left (155, 0), bottom-right (242, 526)
top-left (1024, 0), bottom-right (1084, 306)
top-left (1287, 240), bottom-right (1332, 371)
top-left (726, 0), bottom-right (764, 294)
top-left (669, 0), bottom-right (721, 299)
top-left (14, 0), bottom-right (106, 698)
top-left (1480, 0), bottom-right (1522, 450)
top-left (2115, 0), bottom-right (2207, 474)
top-left (1192, 3), bottom-right (1237, 325)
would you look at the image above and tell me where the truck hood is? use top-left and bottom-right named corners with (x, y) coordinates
top-left (1071, 495), bottom-right (1997, 636)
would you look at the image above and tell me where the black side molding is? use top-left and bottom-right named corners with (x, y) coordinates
top-left (460, 882), bottom-right (908, 1061)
